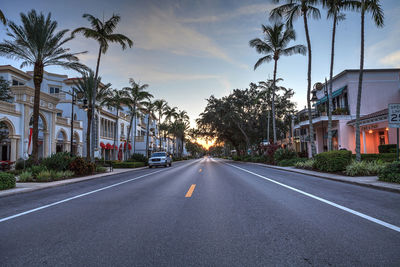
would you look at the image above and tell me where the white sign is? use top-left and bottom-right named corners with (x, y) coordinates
top-left (388, 103), bottom-right (400, 128)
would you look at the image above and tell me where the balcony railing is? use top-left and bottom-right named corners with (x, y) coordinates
top-left (135, 136), bottom-right (145, 142)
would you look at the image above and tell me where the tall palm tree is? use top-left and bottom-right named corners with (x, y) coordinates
top-left (0, 9), bottom-right (6, 25)
top-left (102, 89), bottom-right (130, 160)
top-left (73, 14), bottom-right (133, 161)
top-left (0, 10), bottom-right (87, 162)
top-left (164, 106), bottom-right (178, 153)
top-left (73, 71), bottom-right (111, 160)
top-left (323, 0), bottom-right (358, 151)
top-left (142, 99), bottom-right (156, 158)
top-left (123, 79), bottom-right (153, 155)
top-left (271, 0), bottom-right (320, 157)
top-left (176, 110), bottom-right (190, 157)
top-left (354, 0), bottom-right (384, 161)
top-left (153, 99), bottom-right (168, 151)
top-left (250, 22), bottom-right (306, 144)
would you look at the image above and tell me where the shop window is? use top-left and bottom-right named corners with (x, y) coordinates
top-left (379, 131), bottom-right (385, 145)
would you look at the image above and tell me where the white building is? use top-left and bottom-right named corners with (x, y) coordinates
top-left (0, 65), bottom-right (177, 162)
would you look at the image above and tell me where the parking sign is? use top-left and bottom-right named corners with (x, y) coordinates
top-left (388, 103), bottom-right (400, 128)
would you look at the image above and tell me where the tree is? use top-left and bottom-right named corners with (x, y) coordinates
top-left (271, 0), bottom-right (321, 157)
top-left (123, 79), bottom-right (153, 155)
top-left (250, 22), bottom-right (306, 144)
top-left (0, 9), bottom-right (6, 25)
top-left (73, 13), bottom-right (133, 161)
top-left (142, 99), bottom-right (156, 158)
top-left (73, 70), bottom-right (111, 160)
top-left (0, 77), bottom-right (13, 102)
top-left (0, 10), bottom-right (87, 162)
top-left (153, 99), bottom-right (168, 150)
top-left (354, 0), bottom-right (384, 161)
top-left (323, 0), bottom-right (358, 151)
top-left (102, 88), bottom-right (130, 160)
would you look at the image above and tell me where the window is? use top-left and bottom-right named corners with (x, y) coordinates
top-left (49, 87), bottom-right (60, 94)
top-left (121, 123), bottom-right (124, 136)
top-left (12, 79), bottom-right (24, 86)
top-left (56, 113), bottom-right (62, 117)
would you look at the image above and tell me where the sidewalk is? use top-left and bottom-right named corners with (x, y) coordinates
top-left (252, 163), bottom-right (400, 193)
top-left (0, 167), bottom-right (147, 198)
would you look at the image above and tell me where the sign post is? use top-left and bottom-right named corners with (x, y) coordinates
top-left (388, 103), bottom-right (400, 161)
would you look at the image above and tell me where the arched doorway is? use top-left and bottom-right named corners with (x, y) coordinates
top-left (0, 121), bottom-right (11, 161)
top-left (72, 132), bottom-right (80, 156)
top-left (56, 130), bottom-right (67, 153)
top-left (29, 114), bottom-right (47, 159)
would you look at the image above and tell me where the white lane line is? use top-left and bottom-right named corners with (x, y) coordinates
top-left (0, 159), bottom-right (201, 224)
top-left (226, 163), bottom-right (400, 233)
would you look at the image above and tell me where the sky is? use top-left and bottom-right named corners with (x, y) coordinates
top-left (1, 0), bottom-right (400, 128)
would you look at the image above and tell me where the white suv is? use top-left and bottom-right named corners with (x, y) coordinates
top-left (148, 152), bottom-right (172, 168)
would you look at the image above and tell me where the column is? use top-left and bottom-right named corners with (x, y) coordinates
top-left (362, 130), bottom-right (366, 154)
top-left (10, 138), bottom-right (17, 162)
top-left (44, 132), bottom-right (49, 157)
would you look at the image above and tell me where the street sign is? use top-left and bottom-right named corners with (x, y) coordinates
top-left (388, 103), bottom-right (400, 128)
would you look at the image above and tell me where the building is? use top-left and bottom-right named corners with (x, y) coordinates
top-left (0, 65), bottom-right (178, 162)
top-left (293, 68), bottom-right (400, 157)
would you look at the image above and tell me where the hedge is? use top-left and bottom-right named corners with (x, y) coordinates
top-left (378, 161), bottom-right (400, 183)
top-left (314, 150), bottom-right (352, 172)
top-left (278, 158), bottom-right (306, 167)
top-left (112, 162), bottom-right (145, 168)
top-left (354, 153), bottom-right (398, 162)
top-left (0, 172), bottom-right (16, 190)
top-left (378, 144), bottom-right (397, 154)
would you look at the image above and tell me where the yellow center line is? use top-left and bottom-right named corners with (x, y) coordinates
top-left (185, 184), bottom-right (196, 198)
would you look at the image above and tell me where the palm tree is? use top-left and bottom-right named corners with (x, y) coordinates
top-left (123, 79), bottom-right (153, 155)
top-left (354, 0), bottom-right (384, 161)
top-left (142, 99), bottom-right (157, 158)
top-left (164, 106), bottom-right (178, 153)
top-left (102, 89), bottom-right (130, 160)
top-left (73, 13), bottom-right (133, 161)
top-left (0, 10), bottom-right (87, 162)
top-left (250, 22), bottom-right (306, 144)
top-left (176, 110), bottom-right (190, 157)
top-left (271, 0), bottom-right (320, 157)
top-left (153, 99), bottom-right (168, 151)
top-left (73, 71), bottom-right (111, 160)
top-left (323, 0), bottom-right (358, 151)
top-left (0, 9), bottom-right (6, 25)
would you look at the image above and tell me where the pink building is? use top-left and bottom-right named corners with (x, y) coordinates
top-left (293, 68), bottom-right (400, 157)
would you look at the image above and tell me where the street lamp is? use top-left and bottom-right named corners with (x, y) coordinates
top-left (62, 89), bottom-right (84, 156)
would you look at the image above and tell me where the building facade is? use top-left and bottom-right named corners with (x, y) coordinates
top-left (293, 69), bottom-right (400, 157)
top-left (0, 65), bottom-right (182, 162)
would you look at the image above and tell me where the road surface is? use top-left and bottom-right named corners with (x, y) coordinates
top-left (1, 157), bottom-right (399, 266)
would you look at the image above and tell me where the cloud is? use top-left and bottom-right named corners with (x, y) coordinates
top-left (380, 50), bottom-right (400, 66)
top-left (180, 3), bottom-right (275, 23)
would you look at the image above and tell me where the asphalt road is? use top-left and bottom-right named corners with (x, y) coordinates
top-left (1, 157), bottom-right (400, 266)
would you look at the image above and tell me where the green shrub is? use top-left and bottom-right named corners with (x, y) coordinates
top-left (378, 161), bottom-right (400, 183)
top-left (41, 152), bottom-right (73, 171)
top-left (274, 148), bottom-right (298, 163)
top-left (130, 153), bottom-right (147, 162)
top-left (96, 166), bottom-right (107, 173)
top-left (15, 158), bottom-right (26, 170)
top-left (314, 150), bottom-right (352, 172)
top-left (294, 159), bottom-right (315, 170)
top-left (378, 144), bottom-right (397, 154)
top-left (63, 170), bottom-right (74, 178)
top-left (35, 170), bottom-right (53, 182)
top-left (232, 155), bottom-right (241, 161)
top-left (278, 158), bottom-right (307, 167)
top-left (113, 162), bottom-right (145, 168)
top-left (0, 172), bottom-right (16, 190)
top-left (68, 157), bottom-right (89, 176)
top-left (19, 171), bottom-right (33, 182)
top-left (345, 160), bottom-right (387, 176)
top-left (52, 171), bottom-right (65, 181)
top-left (29, 165), bottom-right (48, 178)
top-left (356, 153), bottom-right (397, 162)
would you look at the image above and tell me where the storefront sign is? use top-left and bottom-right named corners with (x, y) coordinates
top-left (388, 103), bottom-right (400, 128)
top-left (361, 124), bottom-right (378, 131)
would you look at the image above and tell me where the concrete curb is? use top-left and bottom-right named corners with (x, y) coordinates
top-left (226, 160), bottom-right (400, 194)
top-left (0, 167), bottom-right (148, 198)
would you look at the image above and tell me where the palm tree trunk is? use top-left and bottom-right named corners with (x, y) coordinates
top-left (32, 61), bottom-right (44, 163)
top-left (86, 107), bottom-right (92, 161)
top-left (145, 115), bottom-right (150, 158)
top-left (126, 105), bottom-right (136, 158)
top-left (133, 108), bottom-right (137, 154)
top-left (91, 45), bottom-right (102, 162)
top-left (267, 110), bottom-right (270, 143)
top-left (304, 13), bottom-right (317, 157)
top-left (114, 108), bottom-right (119, 160)
top-left (158, 116), bottom-right (162, 151)
top-left (327, 14), bottom-right (337, 151)
top-left (356, 7), bottom-right (365, 162)
top-left (272, 58), bottom-right (278, 144)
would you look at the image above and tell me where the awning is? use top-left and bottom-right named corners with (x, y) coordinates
top-left (100, 142), bottom-right (106, 149)
top-left (105, 143), bottom-right (112, 150)
top-left (316, 86), bottom-right (347, 105)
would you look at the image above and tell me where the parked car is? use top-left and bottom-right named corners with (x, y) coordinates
top-left (148, 152), bottom-right (172, 168)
